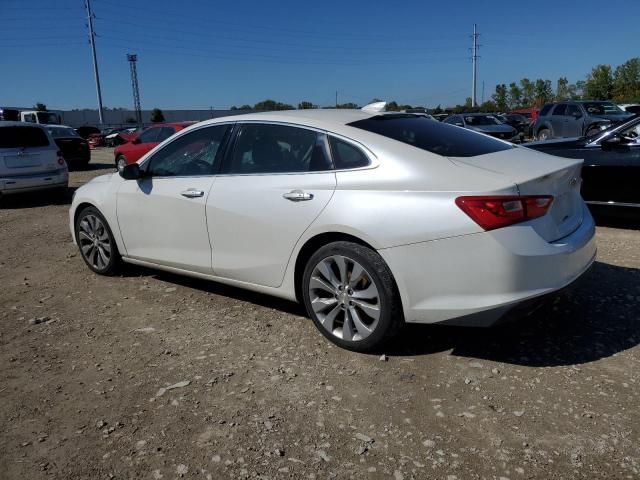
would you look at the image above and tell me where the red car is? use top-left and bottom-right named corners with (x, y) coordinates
top-left (114, 122), bottom-right (196, 170)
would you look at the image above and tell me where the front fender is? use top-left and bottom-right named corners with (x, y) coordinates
top-left (69, 174), bottom-right (127, 255)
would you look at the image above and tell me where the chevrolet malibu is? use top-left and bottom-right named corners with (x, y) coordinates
top-left (69, 105), bottom-right (596, 352)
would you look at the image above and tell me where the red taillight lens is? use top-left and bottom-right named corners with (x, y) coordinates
top-left (456, 195), bottom-right (554, 231)
top-left (56, 150), bottom-right (65, 166)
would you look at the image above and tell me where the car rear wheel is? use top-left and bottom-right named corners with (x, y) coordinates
top-left (75, 206), bottom-right (121, 275)
top-left (537, 128), bottom-right (551, 140)
top-left (302, 241), bottom-right (402, 352)
top-left (585, 125), bottom-right (602, 137)
top-left (116, 155), bottom-right (127, 172)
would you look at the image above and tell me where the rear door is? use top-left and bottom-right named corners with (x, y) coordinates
top-left (0, 125), bottom-right (57, 177)
top-left (550, 103), bottom-right (567, 137)
top-left (564, 104), bottom-right (584, 137)
top-left (207, 122), bottom-right (336, 287)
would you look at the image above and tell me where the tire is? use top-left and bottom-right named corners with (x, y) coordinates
top-left (537, 128), bottom-right (551, 141)
top-left (75, 206), bottom-right (121, 275)
top-left (115, 155), bottom-right (127, 172)
top-left (302, 241), bottom-right (403, 352)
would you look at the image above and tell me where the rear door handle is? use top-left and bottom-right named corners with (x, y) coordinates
top-left (180, 189), bottom-right (205, 198)
top-left (283, 190), bottom-right (314, 202)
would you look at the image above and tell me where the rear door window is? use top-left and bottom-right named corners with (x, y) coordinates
top-left (225, 123), bottom-right (332, 174)
top-left (552, 104), bottom-right (567, 116)
top-left (348, 114), bottom-right (514, 158)
top-left (137, 128), bottom-right (160, 144)
top-left (156, 126), bottom-right (177, 143)
top-left (0, 126), bottom-right (49, 148)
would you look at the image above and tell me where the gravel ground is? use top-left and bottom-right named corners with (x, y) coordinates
top-left (1, 148), bottom-right (639, 479)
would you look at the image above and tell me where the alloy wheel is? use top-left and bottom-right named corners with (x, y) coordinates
top-left (308, 255), bottom-right (381, 342)
top-left (78, 214), bottom-right (112, 270)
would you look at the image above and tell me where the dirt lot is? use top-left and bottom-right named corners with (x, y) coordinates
top-left (1, 148), bottom-right (639, 479)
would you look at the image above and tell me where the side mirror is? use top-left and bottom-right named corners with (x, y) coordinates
top-left (600, 134), bottom-right (622, 150)
top-left (119, 163), bottom-right (142, 180)
top-left (132, 137), bottom-right (141, 145)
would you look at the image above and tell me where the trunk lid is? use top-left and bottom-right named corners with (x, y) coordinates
top-left (450, 146), bottom-right (584, 242)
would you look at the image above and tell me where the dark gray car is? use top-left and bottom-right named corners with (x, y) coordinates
top-left (443, 113), bottom-right (520, 142)
top-left (533, 101), bottom-right (632, 140)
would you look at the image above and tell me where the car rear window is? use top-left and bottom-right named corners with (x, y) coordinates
top-left (347, 114), bottom-right (514, 158)
top-left (0, 126), bottom-right (49, 148)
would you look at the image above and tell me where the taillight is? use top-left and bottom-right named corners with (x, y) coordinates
top-left (56, 150), bottom-right (65, 166)
top-left (456, 195), bottom-right (554, 231)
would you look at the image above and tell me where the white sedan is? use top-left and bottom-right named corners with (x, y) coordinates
top-left (69, 105), bottom-right (596, 352)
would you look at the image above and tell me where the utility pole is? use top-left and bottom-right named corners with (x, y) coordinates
top-left (470, 24), bottom-right (480, 107)
top-left (127, 54), bottom-right (142, 126)
top-left (335, 90), bottom-right (338, 108)
top-left (481, 81), bottom-right (485, 105)
top-left (85, 0), bottom-right (104, 124)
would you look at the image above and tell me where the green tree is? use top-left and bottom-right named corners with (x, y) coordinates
top-left (479, 100), bottom-right (498, 112)
top-left (508, 83), bottom-right (522, 109)
top-left (613, 58), bottom-right (640, 102)
top-left (238, 105), bottom-right (252, 110)
top-left (492, 84), bottom-right (508, 111)
top-left (584, 64), bottom-right (614, 100)
top-left (432, 105), bottom-right (443, 114)
top-left (385, 101), bottom-right (399, 111)
top-left (519, 78), bottom-right (534, 106)
top-left (253, 99), bottom-right (294, 111)
top-left (33, 103), bottom-right (47, 111)
top-left (533, 79), bottom-right (553, 106)
top-left (150, 108), bottom-right (165, 123)
top-left (464, 97), bottom-right (473, 108)
top-left (556, 77), bottom-right (570, 101)
top-left (297, 101), bottom-right (316, 109)
top-left (573, 80), bottom-right (586, 99)
top-left (335, 102), bottom-right (358, 109)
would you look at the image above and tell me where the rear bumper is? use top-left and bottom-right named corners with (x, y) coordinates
top-left (0, 168), bottom-right (68, 195)
top-left (379, 203), bottom-right (596, 326)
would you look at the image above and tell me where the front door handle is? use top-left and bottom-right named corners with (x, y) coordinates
top-left (180, 189), bottom-right (205, 198)
top-left (283, 190), bottom-right (314, 202)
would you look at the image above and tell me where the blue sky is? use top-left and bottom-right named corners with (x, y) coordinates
top-left (1, 0), bottom-right (639, 110)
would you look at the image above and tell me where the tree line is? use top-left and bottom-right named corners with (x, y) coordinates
top-left (230, 57), bottom-right (640, 114)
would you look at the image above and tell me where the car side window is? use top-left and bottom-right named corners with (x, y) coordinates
top-left (227, 123), bottom-right (331, 174)
top-left (329, 136), bottom-right (370, 169)
top-left (146, 125), bottom-right (229, 177)
top-left (156, 126), bottom-right (176, 143)
top-left (137, 128), bottom-right (160, 144)
top-left (552, 104), bottom-right (567, 116)
top-left (539, 104), bottom-right (553, 116)
top-left (565, 104), bottom-right (581, 117)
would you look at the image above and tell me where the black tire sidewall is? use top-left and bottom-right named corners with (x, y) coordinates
top-left (301, 241), bottom-right (402, 353)
top-left (538, 128), bottom-right (550, 140)
top-left (75, 206), bottom-right (120, 275)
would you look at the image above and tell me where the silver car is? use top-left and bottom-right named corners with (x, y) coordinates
top-left (69, 105), bottom-right (595, 352)
top-left (0, 122), bottom-right (68, 197)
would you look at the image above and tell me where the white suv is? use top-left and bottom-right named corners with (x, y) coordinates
top-left (0, 122), bottom-right (68, 197)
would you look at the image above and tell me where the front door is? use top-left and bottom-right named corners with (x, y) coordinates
top-left (116, 124), bottom-right (231, 272)
top-left (564, 104), bottom-right (584, 137)
top-left (207, 122), bottom-right (336, 287)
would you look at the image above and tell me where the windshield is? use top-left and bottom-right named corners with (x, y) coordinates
top-left (582, 102), bottom-right (625, 115)
top-left (348, 114), bottom-right (514, 158)
top-left (47, 126), bottom-right (80, 138)
top-left (464, 115), bottom-right (501, 126)
top-left (36, 112), bottom-right (61, 124)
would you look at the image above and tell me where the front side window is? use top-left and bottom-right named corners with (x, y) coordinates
top-left (329, 136), bottom-right (370, 169)
top-left (137, 128), bottom-right (160, 144)
top-left (348, 114), bottom-right (514, 158)
top-left (146, 125), bottom-right (229, 177)
top-left (464, 115), bottom-right (501, 125)
top-left (226, 123), bottom-right (331, 174)
top-left (23, 113), bottom-right (36, 123)
top-left (156, 126), bottom-right (176, 143)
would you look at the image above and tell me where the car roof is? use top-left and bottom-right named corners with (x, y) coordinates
top-left (189, 109), bottom-right (377, 134)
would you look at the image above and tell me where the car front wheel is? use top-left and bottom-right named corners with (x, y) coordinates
top-left (75, 206), bottom-right (121, 275)
top-left (116, 155), bottom-right (127, 172)
top-left (302, 241), bottom-right (402, 352)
